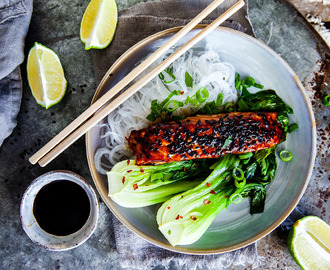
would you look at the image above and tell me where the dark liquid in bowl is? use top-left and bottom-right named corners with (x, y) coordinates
top-left (33, 180), bottom-right (90, 236)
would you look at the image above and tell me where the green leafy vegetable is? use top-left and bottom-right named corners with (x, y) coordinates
top-left (107, 159), bottom-right (212, 208)
top-left (156, 154), bottom-right (240, 246)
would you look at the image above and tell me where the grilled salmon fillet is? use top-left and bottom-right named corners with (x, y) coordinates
top-left (128, 112), bottom-right (285, 165)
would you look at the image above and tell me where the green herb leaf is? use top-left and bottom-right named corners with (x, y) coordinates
top-left (185, 71), bottom-right (193, 88)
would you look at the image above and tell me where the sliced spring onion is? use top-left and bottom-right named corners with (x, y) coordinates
top-left (229, 193), bottom-right (243, 204)
top-left (279, 150), bottom-right (293, 162)
top-left (185, 71), bottom-right (193, 88)
top-left (322, 95), bottom-right (330, 106)
top-left (223, 102), bottom-right (234, 112)
top-left (238, 152), bottom-right (253, 159)
top-left (242, 77), bottom-right (255, 88)
top-left (234, 177), bottom-right (246, 188)
top-left (196, 87), bottom-right (209, 103)
top-left (232, 167), bottom-right (244, 181)
top-left (159, 67), bottom-right (176, 83)
top-left (254, 83), bottom-right (264, 89)
top-left (235, 73), bottom-right (241, 89)
top-left (216, 93), bottom-right (223, 107)
top-left (288, 123), bottom-right (299, 133)
top-left (164, 100), bottom-right (180, 112)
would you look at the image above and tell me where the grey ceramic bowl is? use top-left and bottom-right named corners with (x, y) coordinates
top-left (86, 26), bottom-right (316, 254)
top-left (20, 171), bottom-right (100, 251)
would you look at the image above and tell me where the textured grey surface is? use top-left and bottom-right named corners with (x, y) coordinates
top-left (0, 0), bottom-right (328, 269)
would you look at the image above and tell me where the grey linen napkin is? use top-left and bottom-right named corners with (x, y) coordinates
top-left (92, 0), bottom-right (259, 269)
top-left (0, 0), bottom-right (33, 146)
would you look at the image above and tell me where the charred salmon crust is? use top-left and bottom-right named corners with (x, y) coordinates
top-left (128, 112), bottom-right (285, 165)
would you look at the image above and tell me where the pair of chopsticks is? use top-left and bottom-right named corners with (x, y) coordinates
top-left (29, 0), bottom-right (245, 167)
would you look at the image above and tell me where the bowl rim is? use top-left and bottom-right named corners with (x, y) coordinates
top-left (86, 25), bottom-right (316, 254)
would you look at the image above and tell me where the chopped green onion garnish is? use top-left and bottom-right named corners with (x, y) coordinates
top-left (185, 71), bottom-right (193, 88)
top-left (242, 77), bottom-right (255, 88)
top-left (216, 93), bottom-right (223, 107)
top-left (238, 152), bottom-right (253, 159)
top-left (158, 72), bottom-right (165, 80)
top-left (161, 67), bottom-right (176, 83)
top-left (254, 83), bottom-right (264, 89)
top-left (279, 150), bottom-right (293, 162)
top-left (234, 177), bottom-right (246, 188)
top-left (229, 193), bottom-right (243, 204)
top-left (288, 123), bottom-right (299, 133)
top-left (322, 95), bottom-right (330, 106)
top-left (232, 167), bottom-right (244, 181)
top-left (223, 102), bottom-right (234, 112)
top-left (235, 73), bottom-right (241, 89)
top-left (196, 87), bottom-right (209, 103)
top-left (164, 100), bottom-right (180, 112)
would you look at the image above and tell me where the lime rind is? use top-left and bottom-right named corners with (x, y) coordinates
top-left (287, 216), bottom-right (330, 270)
top-left (80, 0), bottom-right (118, 50)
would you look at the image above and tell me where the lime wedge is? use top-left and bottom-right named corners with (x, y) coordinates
top-left (287, 216), bottom-right (330, 270)
top-left (80, 0), bottom-right (118, 50)
top-left (27, 42), bottom-right (67, 109)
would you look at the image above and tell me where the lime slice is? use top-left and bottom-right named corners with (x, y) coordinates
top-left (80, 0), bottom-right (118, 50)
top-left (287, 216), bottom-right (330, 270)
top-left (27, 42), bottom-right (67, 109)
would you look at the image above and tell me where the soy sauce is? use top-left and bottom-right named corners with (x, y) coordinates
top-left (33, 180), bottom-right (90, 236)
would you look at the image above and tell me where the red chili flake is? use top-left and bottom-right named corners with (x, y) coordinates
top-left (125, 137), bottom-right (129, 142)
top-left (127, 170), bottom-right (132, 173)
top-left (175, 215), bottom-right (180, 220)
top-left (206, 183), bottom-right (211, 187)
top-left (167, 206), bottom-right (171, 209)
top-left (127, 160), bottom-right (130, 165)
top-left (181, 195), bottom-right (184, 198)
top-left (180, 91), bottom-right (184, 95)
top-left (133, 184), bottom-right (138, 190)
top-left (183, 167), bottom-right (187, 172)
top-left (122, 176), bottom-right (125, 184)
top-left (146, 184), bottom-right (150, 186)
top-left (210, 190), bottom-right (216, 194)
top-left (180, 216), bottom-right (183, 219)
top-left (140, 168), bottom-right (144, 173)
top-left (225, 195), bottom-right (229, 198)
top-left (203, 199), bottom-right (211, 205)
top-left (194, 164), bottom-right (197, 168)
top-left (190, 215), bottom-right (197, 220)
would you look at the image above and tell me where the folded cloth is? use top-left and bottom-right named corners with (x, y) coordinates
top-left (0, 0), bottom-right (33, 146)
top-left (91, 0), bottom-right (259, 269)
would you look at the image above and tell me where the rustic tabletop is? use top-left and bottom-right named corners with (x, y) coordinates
top-left (0, 0), bottom-right (329, 269)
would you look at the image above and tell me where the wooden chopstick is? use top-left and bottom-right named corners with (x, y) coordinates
top-left (32, 0), bottom-right (245, 167)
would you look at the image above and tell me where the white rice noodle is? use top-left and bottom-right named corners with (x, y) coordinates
top-left (94, 48), bottom-right (237, 174)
